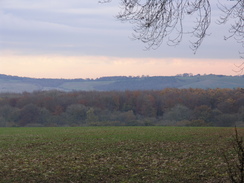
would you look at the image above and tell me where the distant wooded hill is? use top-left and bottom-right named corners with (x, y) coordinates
top-left (0, 74), bottom-right (243, 93)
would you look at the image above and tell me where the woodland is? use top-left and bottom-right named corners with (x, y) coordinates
top-left (0, 88), bottom-right (243, 127)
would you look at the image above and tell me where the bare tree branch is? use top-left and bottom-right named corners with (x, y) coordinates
top-left (217, 0), bottom-right (243, 47)
top-left (233, 62), bottom-right (244, 75)
top-left (100, 0), bottom-right (243, 69)
top-left (113, 0), bottom-right (211, 53)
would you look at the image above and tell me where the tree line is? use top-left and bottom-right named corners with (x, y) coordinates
top-left (0, 88), bottom-right (243, 127)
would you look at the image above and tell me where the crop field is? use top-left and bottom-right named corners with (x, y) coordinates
top-left (0, 127), bottom-right (242, 182)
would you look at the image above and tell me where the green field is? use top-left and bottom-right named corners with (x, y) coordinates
top-left (0, 127), bottom-right (242, 182)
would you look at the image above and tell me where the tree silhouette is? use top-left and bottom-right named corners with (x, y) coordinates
top-left (101, 0), bottom-right (243, 71)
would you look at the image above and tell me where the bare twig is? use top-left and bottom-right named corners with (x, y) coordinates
top-left (217, 0), bottom-right (244, 58)
top-left (233, 62), bottom-right (244, 75)
top-left (223, 127), bottom-right (244, 183)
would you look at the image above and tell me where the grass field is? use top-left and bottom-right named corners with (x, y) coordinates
top-left (0, 127), bottom-right (242, 182)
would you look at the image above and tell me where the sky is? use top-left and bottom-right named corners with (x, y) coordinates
top-left (0, 0), bottom-right (242, 79)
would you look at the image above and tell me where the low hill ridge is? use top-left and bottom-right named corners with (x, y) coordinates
top-left (0, 74), bottom-right (243, 93)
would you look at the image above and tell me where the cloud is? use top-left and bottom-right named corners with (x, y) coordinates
top-left (0, 0), bottom-right (241, 62)
top-left (0, 54), bottom-right (240, 79)
top-left (0, 1), bottom-right (133, 56)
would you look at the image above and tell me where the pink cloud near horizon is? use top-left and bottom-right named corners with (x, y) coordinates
top-left (0, 55), bottom-right (241, 79)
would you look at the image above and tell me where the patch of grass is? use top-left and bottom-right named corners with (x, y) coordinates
top-left (0, 127), bottom-right (240, 182)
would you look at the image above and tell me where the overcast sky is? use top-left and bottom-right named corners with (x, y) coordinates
top-left (0, 0), bottom-right (242, 79)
